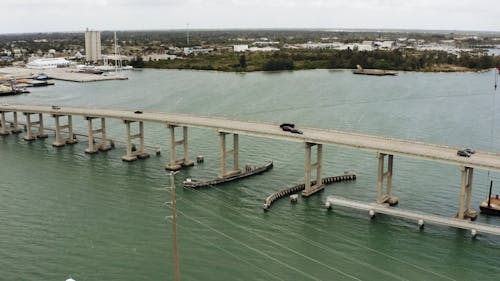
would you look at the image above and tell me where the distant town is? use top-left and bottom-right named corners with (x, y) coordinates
top-left (1, 29), bottom-right (500, 72)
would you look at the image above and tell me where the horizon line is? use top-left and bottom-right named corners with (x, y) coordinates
top-left (1, 27), bottom-right (500, 36)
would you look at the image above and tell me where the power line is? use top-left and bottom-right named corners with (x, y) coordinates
top-left (177, 186), bottom-right (456, 280)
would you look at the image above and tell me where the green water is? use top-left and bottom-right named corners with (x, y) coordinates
top-left (1, 69), bottom-right (499, 280)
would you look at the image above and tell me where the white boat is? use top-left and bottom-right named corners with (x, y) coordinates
top-left (76, 65), bottom-right (103, 74)
top-left (98, 32), bottom-right (133, 74)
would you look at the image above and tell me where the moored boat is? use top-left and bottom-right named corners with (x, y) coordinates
top-left (480, 196), bottom-right (500, 215)
top-left (77, 65), bottom-right (104, 74)
top-left (0, 84), bottom-right (29, 96)
top-left (352, 64), bottom-right (398, 76)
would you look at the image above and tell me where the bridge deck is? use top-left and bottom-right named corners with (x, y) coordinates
top-left (2, 104), bottom-right (500, 171)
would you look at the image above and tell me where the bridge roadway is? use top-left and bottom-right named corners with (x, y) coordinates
top-left (2, 103), bottom-right (500, 172)
top-left (3, 103), bottom-right (500, 235)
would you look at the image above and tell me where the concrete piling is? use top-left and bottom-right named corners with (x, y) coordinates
top-left (85, 117), bottom-right (112, 154)
top-left (376, 153), bottom-right (398, 206)
top-left (0, 111), bottom-right (9, 136)
top-left (302, 142), bottom-right (324, 197)
top-left (122, 120), bottom-right (150, 162)
top-left (165, 125), bottom-right (194, 170)
top-left (458, 166), bottom-right (477, 220)
top-left (218, 132), bottom-right (241, 178)
top-left (22, 112), bottom-right (47, 141)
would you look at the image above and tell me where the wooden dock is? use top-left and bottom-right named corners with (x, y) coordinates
top-left (325, 197), bottom-right (500, 237)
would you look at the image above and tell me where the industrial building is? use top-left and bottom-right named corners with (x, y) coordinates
top-left (26, 58), bottom-right (71, 69)
top-left (85, 29), bottom-right (102, 63)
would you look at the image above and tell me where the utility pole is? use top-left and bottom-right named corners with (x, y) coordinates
top-left (186, 22), bottom-right (190, 45)
top-left (169, 171), bottom-right (180, 281)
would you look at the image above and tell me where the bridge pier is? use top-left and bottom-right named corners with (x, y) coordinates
top-left (376, 152), bottom-right (398, 206)
top-left (165, 125), bottom-right (194, 170)
top-left (23, 113), bottom-right (48, 141)
top-left (10, 112), bottom-right (22, 134)
top-left (457, 166), bottom-right (477, 220)
top-left (84, 117), bottom-right (112, 154)
top-left (0, 111), bottom-right (9, 136)
top-left (219, 132), bottom-right (241, 178)
top-left (52, 115), bottom-right (78, 147)
top-left (302, 142), bottom-right (324, 197)
top-left (122, 120), bottom-right (150, 162)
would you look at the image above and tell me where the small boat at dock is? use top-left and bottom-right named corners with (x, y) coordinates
top-left (183, 161), bottom-right (273, 188)
top-left (34, 73), bottom-right (49, 80)
top-left (480, 180), bottom-right (500, 216)
top-left (77, 65), bottom-right (104, 75)
top-left (480, 196), bottom-right (500, 215)
top-left (0, 84), bottom-right (29, 96)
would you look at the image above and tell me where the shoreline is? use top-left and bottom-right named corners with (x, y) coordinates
top-left (137, 65), bottom-right (493, 74)
top-left (0, 66), bottom-right (493, 82)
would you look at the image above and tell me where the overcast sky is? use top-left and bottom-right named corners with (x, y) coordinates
top-left (2, 0), bottom-right (499, 34)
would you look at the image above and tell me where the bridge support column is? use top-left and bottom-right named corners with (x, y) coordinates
top-left (219, 132), bottom-right (241, 178)
top-left (10, 112), bottom-right (22, 134)
top-left (165, 125), bottom-right (194, 170)
top-left (457, 166), bottom-right (477, 220)
top-left (53, 115), bottom-right (64, 147)
top-left (376, 153), bottom-right (398, 205)
top-left (52, 115), bottom-right (78, 147)
top-left (302, 142), bottom-right (324, 197)
top-left (37, 113), bottom-right (48, 139)
top-left (65, 116), bottom-right (78, 145)
top-left (84, 117), bottom-right (113, 154)
top-left (23, 113), bottom-right (47, 141)
top-left (0, 111), bottom-right (9, 136)
top-left (122, 120), bottom-right (150, 162)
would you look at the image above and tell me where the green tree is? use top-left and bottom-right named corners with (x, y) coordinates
top-left (263, 58), bottom-right (294, 71)
top-left (130, 56), bottom-right (145, 68)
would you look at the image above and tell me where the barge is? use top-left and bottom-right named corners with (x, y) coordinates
top-left (183, 161), bottom-right (273, 188)
top-left (352, 65), bottom-right (398, 76)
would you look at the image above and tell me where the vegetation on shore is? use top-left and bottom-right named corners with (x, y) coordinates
top-left (131, 49), bottom-right (500, 72)
top-left (2, 29), bottom-right (499, 72)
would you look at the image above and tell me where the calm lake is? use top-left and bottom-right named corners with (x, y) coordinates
top-left (1, 69), bottom-right (500, 280)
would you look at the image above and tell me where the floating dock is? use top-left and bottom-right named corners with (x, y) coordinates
top-left (325, 197), bottom-right (500, 237)
top-left (263, 173), bottom-right (356, 210)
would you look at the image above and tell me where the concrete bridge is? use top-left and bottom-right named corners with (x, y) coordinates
top-left (1, 103), bottom-right (500, 231)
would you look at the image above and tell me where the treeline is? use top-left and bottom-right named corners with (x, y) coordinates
top-left (4, 29), bottom-right (500, 53)
top-left (133, 49), bottom-right (500, 72)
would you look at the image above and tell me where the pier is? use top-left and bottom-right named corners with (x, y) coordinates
top-left (325, 197), bottom-right (500, 237)
top-left (2, 103), bottom-right (500, 235)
